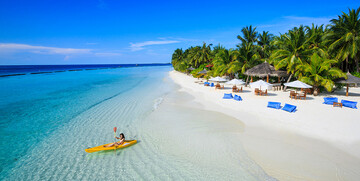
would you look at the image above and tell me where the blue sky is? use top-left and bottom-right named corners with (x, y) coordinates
top-left (0, 0), bottom-right (359, 65)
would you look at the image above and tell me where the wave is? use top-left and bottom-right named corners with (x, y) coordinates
top-left (153, 97), bottom-right (164, 111)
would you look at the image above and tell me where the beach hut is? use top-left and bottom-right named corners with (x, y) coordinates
top-left (250, 80), bottom-right (272, 90)
top-left (244, 61), bottom-right (287, 83)
top-left (335, 72), bottom-right (360, 96)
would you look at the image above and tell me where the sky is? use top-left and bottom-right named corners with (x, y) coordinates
top-left (0, 0), bottom-right (359, 65)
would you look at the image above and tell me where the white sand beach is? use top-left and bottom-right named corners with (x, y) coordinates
top-left (170, 70), bottom-right (360, 180)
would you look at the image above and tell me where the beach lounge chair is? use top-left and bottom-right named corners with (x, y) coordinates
top-left (323, 97), bottom-right (338, 105)
top-left (282, 103), bottom-right (297, 113)
top-left (267, 102), bottom-right (281, 109)
top-left (233, 95), bottom-right (242, 101)
top-left (223, 93), bottom-right (233, 99)
top-left (260, 89), bottom-right (268, 96)
top-left (204, 82), bottom-right (210, 86)
top-left (210, 83), bottom-right (214, 87)
top-left (255, 88), bottom-right (260, 95)
top-left (341, 100), bottom-right (358, 109)
top-left (290, 91), bottom-right (297, 99)
top-left (232, 86), bottom-right (239, 92)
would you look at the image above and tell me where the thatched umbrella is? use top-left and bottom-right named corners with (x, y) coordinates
top-left (198, 69), bottom-right (208, 74)
top-left (244, 61), bottom-right (287, 83)
top-left (335, 72), bottom-right (360, 96)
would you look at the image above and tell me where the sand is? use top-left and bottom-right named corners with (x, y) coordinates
top-left (169, 70), bottom-right (360, 180)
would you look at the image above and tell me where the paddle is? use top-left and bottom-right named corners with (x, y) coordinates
top-left (113, 127), bottom-right (117, 142)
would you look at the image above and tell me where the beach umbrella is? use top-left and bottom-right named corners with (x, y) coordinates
top-left (335, 72), bottom-right (360, 96)
top-left (225, 79), bottom-right (245, 85)
top-left (284, 80), bottom-right (312, 89)
top-left (209, 76), bottom-right (227, 82)
top-left (250, 80), bottom-right (272, 90)
top-left (198, 69), bottom-right (208, 74)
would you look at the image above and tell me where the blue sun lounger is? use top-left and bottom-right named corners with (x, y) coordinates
top-left (233, 95), bottom-right (242, 101)
top-left (282, 103), bottom-right (297, 113)
top-left (341, 100), bottom-right (358, 109)
top-left (323, 97), bottom-right (338, 105)
top-left (204, 82), bottom-right (210, 86)
top-left (223, 93), bottom-right (233, 99)
top-left (267, 102), bottom-right (281, 109)
top-left (210, 83), bottom-right (215, 87)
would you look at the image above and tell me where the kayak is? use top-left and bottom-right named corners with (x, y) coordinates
top-left (85, 140), bottom-right (137, 153)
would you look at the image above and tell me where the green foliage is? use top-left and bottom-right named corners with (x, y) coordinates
top-left (170, 6), bottom-right (360, 88)
top-left (297, 53), bottom-right (346, 92)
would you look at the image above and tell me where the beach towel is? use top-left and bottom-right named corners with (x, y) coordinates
top-left (233, 95), bottom-right (242, 101)
top-left (223, 93), bottom-right (233, 99)
top-left (282, 103), bottom-right (296, 113)
top-left (210, 83), bottom-right (214, 87)
top-left (267, 102), bottom-right (281, 109)
top-left (341, 100), bottom-right (358, 109)
top-left (323, 97), bottom-right (338, 105)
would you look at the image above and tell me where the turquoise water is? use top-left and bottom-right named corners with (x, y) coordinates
top-left (0, 66), bottom-right (273, 180)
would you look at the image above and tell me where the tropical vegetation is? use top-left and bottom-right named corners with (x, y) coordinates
top-left (171, 7), bottom-right (360, 94)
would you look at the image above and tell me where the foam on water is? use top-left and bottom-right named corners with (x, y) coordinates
top-left (0, 66), bottom-right (274, 180)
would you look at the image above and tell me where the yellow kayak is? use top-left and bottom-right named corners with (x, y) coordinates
top-left (85, 140), bottom-right (137, 153)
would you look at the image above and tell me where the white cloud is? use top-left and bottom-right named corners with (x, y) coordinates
top-left (129, 40), bottom-right (180, 51)
top-left (0, 43), bottom-right (92, 54)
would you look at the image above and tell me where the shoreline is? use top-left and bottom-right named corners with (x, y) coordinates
top-left (169, 70), bottom-right (360, 159)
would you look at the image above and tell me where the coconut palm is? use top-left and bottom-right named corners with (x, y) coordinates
top-left (237, 25), bottom-right (258, 45)
top-left (270, 25), bottom-right (313, 82)
top-left (297, 53), bottom-right (346, 94)
top-left (212, 49), bottom-right (240, 77)
top-left (305, 24), bottom-right (327, 56)
top-left (257, 31), bottom-right (274, 60)
top-left (325, 7), bottom-right (360, 72)
top-left (187, 43), bottom-right (213, 68)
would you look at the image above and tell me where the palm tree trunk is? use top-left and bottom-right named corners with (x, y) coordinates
top-left (245, 76), bottom-right (249, 87)
top-left (284, 74), bottom-right (293, 91)
top-left (286, 74), bottom-right (293, 83)
top-left (355, 56), bottom-right (359, 73)
top-left (346, 56), bottom-right (349, 72)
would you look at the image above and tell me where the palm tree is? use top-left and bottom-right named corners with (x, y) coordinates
top-left (187, 43), bottom-right (213, 68)
top-left (270, 25), bottom-right (313, 82)
top-left (305, 23), bottom-right (327, 56)
top-left (237, 42), bottom-right (260, 73)
top-left (171, 48), bottom-right (183, 65)
top-left (237, 25), bottom-right (258, 45)
top-left (325, 7), bottom-right (360, 72)
top-left (297, 53), bottom-right (346, 95)
top-left (257, 31), bottom-right (274, 60)
top-left (212, 49), bottom-right (240, 77)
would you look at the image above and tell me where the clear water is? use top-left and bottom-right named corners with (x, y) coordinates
top-left (0, 66), bottom-right (274, 180)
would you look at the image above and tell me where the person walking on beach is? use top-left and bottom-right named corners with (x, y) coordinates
top-left (104, 133), bottom-right (125, 147)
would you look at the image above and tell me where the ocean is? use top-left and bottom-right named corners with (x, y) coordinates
top-left (0, 65), bottom-right (273, 180)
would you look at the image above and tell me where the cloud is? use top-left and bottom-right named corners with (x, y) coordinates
top-left (129, 40), bottom-right (180, 51)
top-left (0, 43), bottom-right (92, 54)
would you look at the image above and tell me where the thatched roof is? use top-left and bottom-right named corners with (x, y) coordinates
top-left (336, 72), bottom-right (360, 84)
top-left (244, 62), bottom-right (287, 77)
top-left (198, 69), bottom-right (208, 74)
top-left (187, 67), bottom-right (195, 71)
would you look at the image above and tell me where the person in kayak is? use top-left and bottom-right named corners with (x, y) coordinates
top-left (104, 133), bottom-right (125, 147)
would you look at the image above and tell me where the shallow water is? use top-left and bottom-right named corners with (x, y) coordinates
top-left (0, 66), bottom-right (275, 180)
